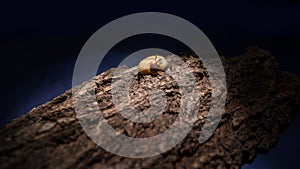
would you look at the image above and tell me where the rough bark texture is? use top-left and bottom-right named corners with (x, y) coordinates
top-left (1, 47), bottom-right (300, 169)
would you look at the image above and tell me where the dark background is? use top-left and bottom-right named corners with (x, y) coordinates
top-left (0, 1), bottom-right (299, 168)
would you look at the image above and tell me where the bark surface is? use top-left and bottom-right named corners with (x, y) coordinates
top-left (1, 47), bottom-right (300, 169)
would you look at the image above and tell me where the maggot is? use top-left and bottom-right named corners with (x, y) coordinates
top-left (138, 55), bottom-right (169, 75)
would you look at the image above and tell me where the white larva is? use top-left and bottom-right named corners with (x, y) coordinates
top-left (138, 55), bottom-right (169, 75)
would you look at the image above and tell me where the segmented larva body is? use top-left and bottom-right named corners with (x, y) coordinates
top-left (138, 55), bottom-right (169, 75)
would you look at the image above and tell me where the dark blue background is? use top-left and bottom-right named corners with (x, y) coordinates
top-left (0, 1), bottom-right (299, 168)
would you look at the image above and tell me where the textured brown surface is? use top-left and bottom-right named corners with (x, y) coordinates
top-left (1, 47), bottom-right (300, 169)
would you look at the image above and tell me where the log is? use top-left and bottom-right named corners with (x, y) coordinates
top-left (1, 47), bottom-right (300, 169)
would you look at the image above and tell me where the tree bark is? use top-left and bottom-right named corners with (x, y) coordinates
top-left (1, 47), bottom-right (300, 169)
